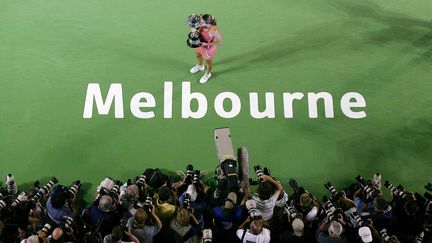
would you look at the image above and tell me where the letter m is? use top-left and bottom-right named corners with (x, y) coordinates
top-left (83, 83), bottom-right (124, 118)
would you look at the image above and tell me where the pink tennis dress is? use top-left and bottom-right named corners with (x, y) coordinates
top-left (195, 27), bottom-right (217, 60)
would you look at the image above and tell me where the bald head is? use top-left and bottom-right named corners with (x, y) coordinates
top-left (52, 227), bottom-right (63, 240)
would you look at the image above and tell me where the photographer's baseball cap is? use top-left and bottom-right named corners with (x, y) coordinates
top-left (358, 226), bottom-right (373, 242)
top-left (292, 218), bottom-right (304, 236)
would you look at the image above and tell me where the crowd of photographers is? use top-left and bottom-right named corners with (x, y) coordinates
top-left (0, 162), bottom-right (431, 243)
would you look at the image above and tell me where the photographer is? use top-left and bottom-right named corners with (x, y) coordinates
top-left (46, 185), bottom-right (78, 225)
top-left (316, 220), bottom-right (347, 243)
top-left (236, 217), bottom-right (271, 243)
top-left (212, 192), bottom-right (244, 242)
top-left (88, 195), bottom-right (121, 237)
top-left (252, 175), bottom-right (283, 221)
top-left (126, 208), bottom-right (162, 243)
top-left (169, 208), bottom-right (202, 243)
top-left (103, 226), bottom-right (140, 243)
top-left (353, 188), bottom-right (375, 217)
top-left (153, 186), bottom-right (177, 243)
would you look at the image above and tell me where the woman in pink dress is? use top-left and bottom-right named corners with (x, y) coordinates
top-left (189, 14), bottom-right (223, 83)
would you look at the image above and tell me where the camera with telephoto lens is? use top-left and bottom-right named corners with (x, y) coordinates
top-left (41, 223), bottom-right (53, 234)
top-left (289, 178), bottom-right (306, 195)
top-left (135, 175), bottom-right (146, 187)
top-left (68, 180), bottom-right (81, 199)
top-left (186, 15), bottom-right (202, 48)
top-left (355, 175), bottom-right (378, 199)
top-left (186, 164), bottom-right (194, 179)
top-left (415, 231), bottom-right (425, 243)
top-left (286, 204), bottom-right (302, 220)
top-left (323, 199), bottom-right (337, 221)
top-left (245, 199), bottom-right (262, 220)
top-left (183, 193), bottom-right (192, 211)
top-left (193, 170), bottom-right (201, 185)
top-left (12, 192), bottom-right (28, 207)
top-left (202, 228), bottom-right (212, 243)
top-left (31, 177), bottom-right (58, 202)
top-left (61, 216), bottom-right (74, 234)
top-left (143, 193), bottom-right (153, 213)
top-left (110, 181), bottom-right (122, 199)
top-left (0, 193), bottom-right (6, 210)
top-left (6, 174), bottom-right (18, 195)
top-left (324, 182), bottom-right (343, 200)
top-left (348, 211), bottom-right (366, 228)
top-left (384, 180), bottom-right (408, 200)
top-left (380, 228), bottom-right (399, 243)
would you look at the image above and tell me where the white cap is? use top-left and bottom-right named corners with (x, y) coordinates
top-left (358, 226), bottom-right (373, 243)
top-left (292, 218), bottom-right (304, 236)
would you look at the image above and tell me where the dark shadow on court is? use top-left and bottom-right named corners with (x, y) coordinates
top-left (215, 22), bottom-right (354, 76)
top-left (326, 0), bottom-right (432, 62)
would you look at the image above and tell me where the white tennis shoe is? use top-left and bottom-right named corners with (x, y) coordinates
top-left (190, 64), bottom-right (205, 74)
top-left (199, 72), bottom-right (211, 83)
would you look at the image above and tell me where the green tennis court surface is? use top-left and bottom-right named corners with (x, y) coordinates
top-left (0, 0), bottom-right (431, 201)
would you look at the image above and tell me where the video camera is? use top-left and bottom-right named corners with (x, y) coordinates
top-left (214, 128), bottom-right (242, 192)
top-left (99, 177), bottom-right (122, 199)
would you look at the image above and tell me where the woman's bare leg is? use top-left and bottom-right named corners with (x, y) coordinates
top-left (206, 59), bottom-right (213, 73)
top-left (196, 53), bottom-right (203, 66)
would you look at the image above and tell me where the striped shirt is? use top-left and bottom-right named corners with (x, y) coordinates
top-left (252, 194), bottom-right (278, 221)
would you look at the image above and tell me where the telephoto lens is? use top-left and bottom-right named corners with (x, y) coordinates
top-left (324, 182), bottom-right (338, 198)
top-left (110, 181), bottom-right (122, 199)
top-left (193, 170), bottom-right (200, 184)
top-left (415, 231), bottom-right (424, 243)
top-left (41, 223), bottom-right (52, 234)
top-left (135, 175), bottom-right (146, 187)
top-left (143, 194), bottom-right (153, 213)
top-left (202, 228), bottom-right (213, 243)
top-left (32, 177), bottom-right (58, 202)
top-left (12, 191), bottom-right (28, 207)
top-left (380, 229), bottom-right (390, 242)
top-left (254, 165), bottom-right (264, 181)
top-left (186, 164), bottom-right (194, 178)
top-left (68, 180), bottom-right (81, 199)
top-left (0, 193), bottom-right (7, 209)
top-left (6, 174), bottom-right (18, 195)
top-left (183, 193), bottom-right (192, 211)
